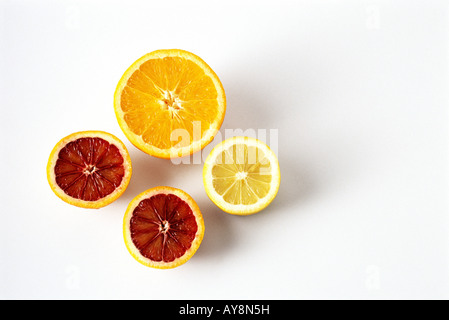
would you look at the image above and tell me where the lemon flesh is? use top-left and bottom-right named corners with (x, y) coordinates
top-left (203, 137), bottom-right (280, 215)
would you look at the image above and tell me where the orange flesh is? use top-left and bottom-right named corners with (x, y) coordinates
top-left (54, 137), bottom-right (125, 201)
top-left (129, 193), bottom-right (198, 263)
top-left (120, 56), bottom-right (220, 150)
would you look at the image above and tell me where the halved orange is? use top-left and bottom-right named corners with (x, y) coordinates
top-left (114, 49), bottom-right (226, 159)
top-left (123, 186), bottom-right (204, 269)
top-left (47, 131), bottom-right (132, 209)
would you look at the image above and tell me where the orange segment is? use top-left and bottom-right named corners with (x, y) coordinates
top-left (114, 49), bottom-right (226, 159)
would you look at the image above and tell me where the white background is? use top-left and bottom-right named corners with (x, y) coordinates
top-left (1, 0), bottom-right (448, 300)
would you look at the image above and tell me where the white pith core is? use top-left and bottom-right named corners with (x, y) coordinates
top-left (235, 171), bottom-right (248, 180)
top-left (161, 90), bottom-right (182, 112)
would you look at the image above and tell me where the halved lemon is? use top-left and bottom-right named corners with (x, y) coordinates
top-left (114, 49), bottom-right (226, 159)
top-left (203, 136), bottom-right (281, 215)
top-left (123, 186), bottom-right (204, 269)
top-left (47, 131), bottom-right (132, 209)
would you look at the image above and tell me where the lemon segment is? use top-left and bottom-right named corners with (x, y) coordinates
top-left (203, 136), bottom-right (280, 215)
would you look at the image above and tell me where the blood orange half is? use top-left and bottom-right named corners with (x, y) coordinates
top-left (47, 131), bottom-right (132, 209)
top-left (123, 186), bottom-right (204, 269)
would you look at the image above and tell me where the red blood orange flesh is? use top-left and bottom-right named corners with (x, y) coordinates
top-left (124, 187), bottom-right (204, 269)
top-left (55, 137), bottom-right (125, 201)
top-left (47, 131), bottom-right (132, 209)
